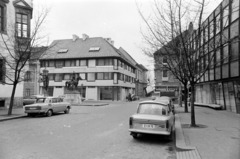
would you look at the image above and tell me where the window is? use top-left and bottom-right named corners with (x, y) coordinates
top-left (215, 14), bottom-right (221, 34)
top-left (55, 74), bottom-right (63, 82)
top-left (163, 70), bottom-right (168, 77)
top-left (89, 47), bottom-right (100, 52)
top-left (25, 71), bottom-right (31, 81)
top-left (97, 59), bottom-right (104, 66)
top-left (49, 61), bottom-right (55, 67)
top-left (70, 60), bottom-right (75, 67)
top-left (64, 74), bottom-right (70, 80)
top-left (223, 45), bottom-right (229, 64)
top-left (231, 0), bottom-right (239, 22)
top-left (25, 89), bottom-right (30, 97)
top-left (223, 6), bottom-right (229, 28)
top-left (230, 21), bottom-right (239, 39)
top-left (104, 72), bottom-right (112, 80)
top-left (162, 56), bottom-right (167, 63)
top-left (48, 74), bottom-right (54, 80)
top-left (65, 60), bottom-right (70, 67)
top-left (56, 61), bottom-right (64, 68)
top-left (79, 73), bottom-right (86, 80)
top-left (0, 59), bottom-right (5, 82)
top-left (105, 59), bottom-right (112, 65)
top-left (87, 73), bottom-right (95, 81)
top-left (80, 60), bottom-right (87, 66)
top-left (216, 49), bottom-right (221, 66)
top-left (97, 73), bottom-right (104, 80)
top-left (0, 6), bottom-right (4, 32)
top-left (57, 49), bottom-right (68, 53)
top-left (231, 38), bottom-right (239, 61)
top-left (209, 21), bottom-right (214, 39)
top-left (88, 59), bottom-right (96, 67)
top-left (16, 13), bottom-right (28, 37)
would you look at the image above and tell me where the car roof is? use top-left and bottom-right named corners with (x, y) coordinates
top-left (139, 100), bottom-right (168, 105)
top-left (159, 96), bottom-right (171, 99)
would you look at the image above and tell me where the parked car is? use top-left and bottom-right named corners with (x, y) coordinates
top-left (24, 97), bottom-right (71, 117)
top-left (131, 94), bottom-right (140, 101)
top-left (156, 96), bottom-right (175, 114)
top-left (23, 95), bottom-right (44, 106)
top-left (129, 100), bottom-right (175, 140)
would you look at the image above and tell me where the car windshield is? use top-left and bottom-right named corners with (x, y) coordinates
top-left (137, 103), bottom-right (167, 115)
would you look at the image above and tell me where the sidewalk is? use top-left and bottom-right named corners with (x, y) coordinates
top-left (0, 108), bottom-right (26, 122)
top-left (175, 104), bottom-right (240, 159)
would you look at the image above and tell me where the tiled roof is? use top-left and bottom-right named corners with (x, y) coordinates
top-left (40, 37), bottom-right (122, 60)
top-left (118, 47), bottom-right (137, 66)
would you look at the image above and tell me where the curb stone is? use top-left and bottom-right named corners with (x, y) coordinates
top-left (175, 114), bottom-right (202, 159)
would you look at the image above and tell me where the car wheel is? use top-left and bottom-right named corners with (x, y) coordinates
top-left (168, 127), bottom-right (174, 141)
top-left (64, 107), bottom-right (70, 114)
top-left (131, 132), bottom-right (138, 139)
top-left (46, 110), bottom-right (53, 117)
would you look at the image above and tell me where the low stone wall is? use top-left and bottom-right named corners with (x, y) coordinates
top-left (0, 97), bottom-right (23, 109)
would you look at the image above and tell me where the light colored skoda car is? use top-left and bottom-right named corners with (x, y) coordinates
top-left (24, 97), bottom-right (71, 117)
top-left (129, 100), bottom-right (175, 139)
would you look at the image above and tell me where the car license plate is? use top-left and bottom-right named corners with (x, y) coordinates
top-left (29, 108), bottom-right (36, 110)
top-left (142, 124), bottom-right (155, 129)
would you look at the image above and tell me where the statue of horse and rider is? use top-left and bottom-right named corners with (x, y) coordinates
top-left (65, 73), bottom-right (82, 90)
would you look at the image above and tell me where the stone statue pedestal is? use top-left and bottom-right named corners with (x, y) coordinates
top-left (64, 89), bottom-right (82, 105)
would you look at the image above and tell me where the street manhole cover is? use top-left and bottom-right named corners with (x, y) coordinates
top-left (181, 124), bottom-right (208, 129)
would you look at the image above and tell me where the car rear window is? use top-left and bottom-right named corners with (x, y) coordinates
top-left (137, 103), bottom-right (167, 115)
top-left (36, 98), bottom-right (45, 103)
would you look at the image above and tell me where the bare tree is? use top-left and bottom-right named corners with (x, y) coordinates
top-left (0, 6), bottom-right (51, 115)
top-left (138, 0), bottom-right (239, 127)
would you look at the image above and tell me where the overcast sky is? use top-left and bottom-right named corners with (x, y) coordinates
top-left (32, 0), bottom-right (222, 73)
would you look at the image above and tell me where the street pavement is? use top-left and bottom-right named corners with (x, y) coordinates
top-left (1, 100), bottom-right (240, 159)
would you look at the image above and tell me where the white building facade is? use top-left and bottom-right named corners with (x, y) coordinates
top-left (39, 35), bottom-right (137, 101)
top-left (0, 0), bottom-right (33, 108)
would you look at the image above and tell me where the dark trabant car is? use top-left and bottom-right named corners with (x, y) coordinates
top-left (129, 100), bottom-right (175, 139)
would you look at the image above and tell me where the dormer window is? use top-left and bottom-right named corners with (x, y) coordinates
top-left (58, 49), bottom-right (68, 53)
top-left (89, 47), bottom-right (100, 52)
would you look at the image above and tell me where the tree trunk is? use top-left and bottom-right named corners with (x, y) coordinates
top-left (190, 82), bottom-right (196, 127)
top-left (184, 83), bottom-right (188, 113)
top-left (8, 83), bottom-right (17, 115)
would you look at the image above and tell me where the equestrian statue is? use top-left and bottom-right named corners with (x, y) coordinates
top-left (65, 73), bottom-right (82, 90)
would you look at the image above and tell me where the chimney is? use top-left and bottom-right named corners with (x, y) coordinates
top-left (72, 34), bottom-right (79, 42)
top-left (104, 38), bottom-right (114, 46)
top-left (82, 34), bottom-right (89, 41)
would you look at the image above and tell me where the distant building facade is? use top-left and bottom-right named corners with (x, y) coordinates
top-left (23, 47), bottom-right (47, 97)
top-left (39, 35), bottom-right (141, 101)
top-left (118, 47), bottom-right (148, 97)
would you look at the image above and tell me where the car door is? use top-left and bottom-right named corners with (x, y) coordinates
top-left (57, 98), bottom-right (66, 111)
top-left (51, 98), bottom-right (59, 113)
